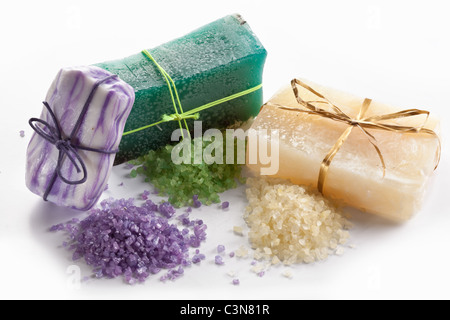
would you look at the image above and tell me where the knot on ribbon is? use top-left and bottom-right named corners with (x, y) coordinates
top-left (55, 139), bottom-right (71, 151)
top-left (29, 75), bottom-right (119, 201)
top-left (161, 112), bottom-right (200, 124)
top-left (264, 78), bottom-right (441, 195)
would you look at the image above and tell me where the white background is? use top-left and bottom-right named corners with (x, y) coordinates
top-left (0, 0), bottom-right (449, 300)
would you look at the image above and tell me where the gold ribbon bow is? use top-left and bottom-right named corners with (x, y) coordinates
top-left (264, 79), bottom-right (441, 195)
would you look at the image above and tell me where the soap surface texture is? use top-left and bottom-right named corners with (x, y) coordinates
top-left (26, 66), bottom-right (135, 210)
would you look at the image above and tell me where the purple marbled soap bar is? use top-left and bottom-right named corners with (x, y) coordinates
top-left (26, 66), bottom-right (135, 210)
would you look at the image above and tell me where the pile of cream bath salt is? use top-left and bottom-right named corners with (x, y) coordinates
top-left (51, 198), bottom-right (207, 284)
top-left (245, 177), bottom-right (352, 264)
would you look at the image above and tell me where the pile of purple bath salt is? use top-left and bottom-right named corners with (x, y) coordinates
top-left (51, 198), bottom-right (207, 284)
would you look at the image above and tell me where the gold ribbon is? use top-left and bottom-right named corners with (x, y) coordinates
top-left (263, 79), bottom-right (441, 195)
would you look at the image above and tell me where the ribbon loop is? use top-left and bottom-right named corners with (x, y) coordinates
top-left (29, 117), bottom-right (59, 143)
top-left (56, 144), bottom-right (88, 185)
top-left (265, 79), bottom-right (441, 195)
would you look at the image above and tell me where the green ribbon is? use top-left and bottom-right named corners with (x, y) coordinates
top-left (122, 49), bottom-right (263, 138)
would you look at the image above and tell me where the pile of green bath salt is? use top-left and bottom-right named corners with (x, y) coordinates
top-left (129, 135), bottom-right (245, 208)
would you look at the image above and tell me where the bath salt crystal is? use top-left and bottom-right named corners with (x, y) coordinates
top-left (215, 255), bottom-right (225, 265)
top-left (141, 190), bottom-right (150, 200)
top-left (250, 264), bottom-right (265, 274)
top-left (245, 177), bottom-right (351, 264)
top-left (235, 245), bottom-right (249, 258)
top-left (227, 270), bottom-right (236, 277)
top-left (271, 256), bottom-right (281, 265)
top-left (336, 246), bottom-right (345, 256)
top-left (232, 279), bottom-right (240, 285)
top-left (192, 253), bottom-right (206, 264)
top-left (19, 130), bottom-right (25, 138)
top-left (233, 226), bottom-right (244, 236)
top-left (217, 245), bottom-right (226, 253)
top-left (193, 195), bottom-right (202, 208)
top-left (159, 202), bottom-right (176, 218)
top-left (282, 270), bottom-right (293, 279)
top-left (124, 163), bottom-right (135, 170)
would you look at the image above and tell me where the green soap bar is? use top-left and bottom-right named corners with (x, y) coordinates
top-left (95, 14), bottom-right (267, 164)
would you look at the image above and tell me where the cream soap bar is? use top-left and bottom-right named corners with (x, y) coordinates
top-left (247, 79), bottom-right (440, 221)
